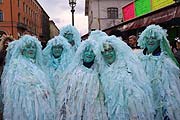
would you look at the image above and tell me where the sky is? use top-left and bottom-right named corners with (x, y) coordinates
top-left (38, 0), bottom-right (88, 35)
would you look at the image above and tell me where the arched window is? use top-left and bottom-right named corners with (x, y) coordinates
top-left (107, 7), bottom-right (118, 19)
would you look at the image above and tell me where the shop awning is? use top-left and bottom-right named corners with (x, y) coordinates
top-left (118, 3), bottom-right (180, 31)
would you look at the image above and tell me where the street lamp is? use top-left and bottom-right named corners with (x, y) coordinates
top-left (69, 0), bottom-right (77, 26)
top-left (10, 0), bottom-right (14, 36)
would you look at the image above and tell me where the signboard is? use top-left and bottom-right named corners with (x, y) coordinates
top-left (135, 0), bottom-right (151, 16)
top-left (152, 0), bottom-right (175, 11)
top-left (122, 0), bottom-right (175, 22)
top-left (119, 4), bottom-right (179, 31)
top-left (122, 2), bottom-right (135, 21)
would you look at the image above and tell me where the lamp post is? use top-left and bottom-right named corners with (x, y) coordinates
top-left (69, 0), bottom-right (77, 26)
top-left (10, 0), bottom-right (13, 36)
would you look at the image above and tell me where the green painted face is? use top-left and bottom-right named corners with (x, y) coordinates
top-left (83, 45), bottom-right (95, 63)
top-left (146, 36), bottom-right (160, 54)
top-left (52, 44), bottom-right (63, 58)
top-left (22, 42), bottom-right (37, 59)
top-left (101, 43), bottom-right (116, 65)
top-left (64, 32), bottom-right (75, 46)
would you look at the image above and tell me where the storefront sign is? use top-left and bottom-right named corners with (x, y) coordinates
top-left (122, 2), bottom-right (135, 21)
top-left (135, 0), bottom-right (151, 16)
top-left (152, 0), bottom-right (175, 11)
top-left (120, 5), bottom-right (179, 31)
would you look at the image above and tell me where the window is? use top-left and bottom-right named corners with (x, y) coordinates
top-left (0, 0), bottom-right (2, 4)
top-left (26, 5), bottom-right (28, 13)
top-left (26, 19), bottom-right (28, 25)
top-left (23, 17), bottom-right (26, 24)
top-left (0, 11), bottom-right (3, 21)
top-left (18, 0), bottom-right (20, 7)
top-left (23, 3), bottom-right (25, 12)
top-left (107, 7), bottom-right (118, 19)
top-left (18, 13), bottom-right (21, 22)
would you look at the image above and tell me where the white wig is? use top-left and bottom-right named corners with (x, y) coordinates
top-left (10, 35), bottom-right (43, 66)
top-left (96, 35), bottom-right (152, 96)
top-left (59, 24), bottom-right (81, 50)
top-left (43, 35), bottom-right (72, 70)
top-left (138, 24), bottom-right (179, 66)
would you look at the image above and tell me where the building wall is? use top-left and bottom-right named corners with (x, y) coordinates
top-left (49, 20), bottom-right (59, 39)
top-left (0, 0), bottom-right (17, 37)
top-left (86, 0), bottom-right (132, 31)
top-left (41, 11), bottom-right (50, 47)
top-left (0, 0), bottom-right (50, 42)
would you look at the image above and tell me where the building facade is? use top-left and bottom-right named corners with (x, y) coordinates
top-left (116, 1), bottom-right (180, 44)
top-left (0, 0), bottom-right (50, 43)
top-left (49, 20), bottom-right (59, 39)
top-left (85, 0), bottom-right (132, 31)
top-left (41, 11), bottom-right (50, 47)
top-left (83, 0), bottom-right (180, 45)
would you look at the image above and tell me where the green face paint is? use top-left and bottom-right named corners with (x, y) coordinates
top-left (52, 44), bottom-right (63, 58)
top-left (22, 42), bottom-right (37, 59)
top-left (64, 32), bottom-right (75, 46)
top-left (146, 35), bottom-right (160, 54)
top-left (102, 43), bottom-right (116, 65)
top-left (83, 45), bottom-right (95, 63)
